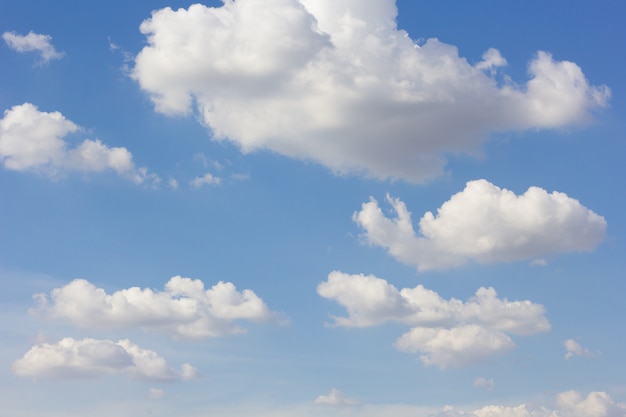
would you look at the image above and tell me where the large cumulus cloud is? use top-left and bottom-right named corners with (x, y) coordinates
top-left (132, 0), bottom-right (609, 182)
top-left (354, 179), bottom-right (606, 271)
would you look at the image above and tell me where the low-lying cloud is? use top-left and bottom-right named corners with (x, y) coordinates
top-left (13, 337), bottom-right (198, 381)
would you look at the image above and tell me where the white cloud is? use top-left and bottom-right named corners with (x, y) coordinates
top-left (564, 339), bottom-right (597, 360)
top-left (438, 391), bottom-right (626, 417)
top-left (0, 103), bottom-right (158, 184)
top-left (314, 388), bottom-right (359, 407)
top-left (556, 391), bottom-right (625, 417)
top-left (394, 325), bottom-right (515, 368)
top-left (33, 276), bottom-right (277, 338)
top-left (131, 0), bottom-right (609, 183)
top-left (354, 180), bottom-right (606, 271)
top-left (12, 337), bottom-right (196, 381)
top-left (473, 377), bottom-right (495, 390)
top-left (317, 271), bottom-right (549, 368)
top-left (2, 31), bottom-right (64, 63)
top-left (190, 172), bottom-right (221, 187)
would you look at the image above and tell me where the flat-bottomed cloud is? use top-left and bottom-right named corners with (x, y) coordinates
top-left (13, 337), bottom-right (198, 381)
top-left (34, 276), bottom-right (278, 338)
top-left (354, 179), bottom-right (607, 271)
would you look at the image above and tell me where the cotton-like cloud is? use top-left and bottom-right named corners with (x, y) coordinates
top-left (394, 325), bottom-right (515, 369)
top-left (33, 276), bottom-right (277, 338)
top-left (131, 0), bottom-right (609, 183)
top-left (556, 391), bottom-right (625, 417)
top-left (438, 391), bottom-right (626, 417)
top-left (564, 339), bottom-right (596, 360)
top-left (0, 103), bottom-right (158, 184)
top-left (354, 180), bottom-right (606, 271)
top-left (317, 271), bottom-right (549, 368)
top-left (2, 31), bottom-right (64, 63)
top-left (12, 337), bottom-right (197, 381)
top-left (314, 388), bottom-right (359, 407)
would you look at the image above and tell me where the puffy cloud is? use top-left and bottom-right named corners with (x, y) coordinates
top-left (437, 391), bottom-right (626, 417)
top-left (564, 339), bottom-right (597, 360)
top-left (0, 103), bottom-right (158, 184)
top-left (354, 179), bottom-right (606, 271)
top-left (2, 31), bottom-right (64, 63)
top-left (556, 391), bottom-right (626, 417)
top-left (12, 337), bottom-right (196, 381)
top-left (131, 0), bottom-right (609, 183)
top-left (33, 276), bottom-right (277, 338)
top-left (394, 325), bottom-right (514, 369)
top-left (190, 172), bottom-right (221, 187)
top-left (314, 388), bottom-right (359, 407)
top-left (317, 271), bottom-right (549, 368)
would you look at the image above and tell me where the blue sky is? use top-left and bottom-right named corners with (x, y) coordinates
top-left (1, 1), bottom-right (625, 416)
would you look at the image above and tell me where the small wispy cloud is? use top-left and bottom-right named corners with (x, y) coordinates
top-left (149, 388), bottom-right (165, 399)
top-left (190, 172), bottom-right (221, 187)
top-left (3, 31), bottom-right (64, 64)
top-left (168, 178), bottom-right (179, 189)
top-left (473, 377), bottom-right (495, 390)
top-left (564, 339), bottom-right (597, 360)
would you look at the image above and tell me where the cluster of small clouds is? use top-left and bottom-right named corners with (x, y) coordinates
top-left (0, 103), bottom-right (158, 185)
top-left (305, 389), bottom-right (625, 417)
top-left (354, 180), bottom-right (607, 271)
top-left (14, 276), bottom-right (277, 381)
top-left (438, 391), bottom-right (626, 417)
top-left (33, 276), bottom-right (277, 338)
top-left (132, 0), bottom-right (609, 183)
top-left (13, 337), bottom-right (198, 381)
top-left (2, 33), bottom-right (162, 186)
top-left (3, 31), bottom-right (64, 63)
top-left (318, 271), bottom-right (550, 368)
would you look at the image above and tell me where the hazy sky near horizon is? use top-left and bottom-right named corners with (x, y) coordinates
top-left (1, 1), bottom-right (625, 416)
